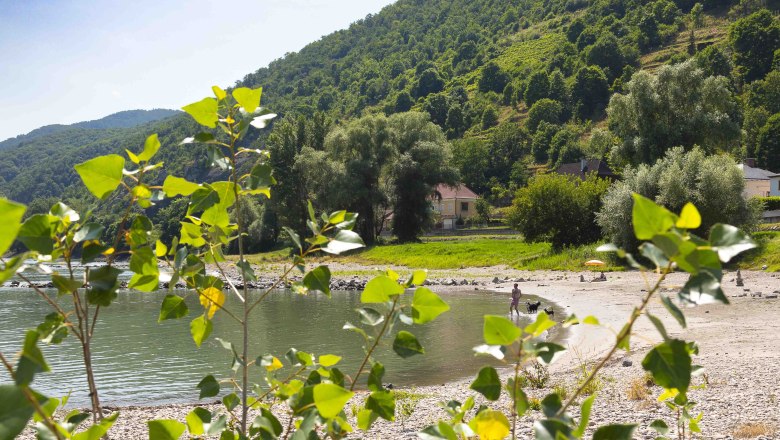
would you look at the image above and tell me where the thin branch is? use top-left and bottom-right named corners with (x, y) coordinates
top-left (350, 296), bottom-right (400, 392)
top-left (558, 262), bottom-right (673, 416)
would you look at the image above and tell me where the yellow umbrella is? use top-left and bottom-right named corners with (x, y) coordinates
top-left (584, 259), bottom-right (606, 266)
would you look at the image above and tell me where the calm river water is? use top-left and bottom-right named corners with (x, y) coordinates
top-left (0, 286), bottom-right (560, 407)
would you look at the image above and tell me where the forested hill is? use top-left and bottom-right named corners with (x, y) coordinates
top-left (0, 109), bottom-right (180, 151)
top-left (1, 0), bottom-right (778, 246)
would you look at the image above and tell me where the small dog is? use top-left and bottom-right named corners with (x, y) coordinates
top-left (526, 301), bottom-right (541, 313)
top-left (543, 307), bottom-right (554, 318)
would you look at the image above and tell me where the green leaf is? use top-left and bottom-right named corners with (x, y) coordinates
top-left (16, 330), bottom-right (48, 386)
top-left (17, 214), bottom-right (54, 254)
top-left (137, 134), bottom-right (161, 162)
top-left (49, 202), bottom-right (79, 223)
top-left (190, 315), bottom-right (212, 347)
top-left (283, 227), bottom-right (301, 250)
top-left (201, 181), bottom-right (236, 227)
top-left (185, 407), bottom-right (226, 436)
top-left (642, 339), bottom-right (692, 393)
top-left (322, 229), bottom-right (365, 255)
top-left (473, 344), bottom-right (505, 360)
top-left (412, 287), bottom-right (450, 324)
top-left (247, 163), bottom-right (275, 190)
top-left (506, 378), bottom-right (529, 416)
top-left (483, 315), bottom-right (521, 345)
top-left (407, 269), bottom-right (427, 287)
top-left (223, 393), bottom-right (240, 411)
top-left (182, 97), bottom-right (218, 128)
top-left (212, 85), bottom-right (226, 101)
top-left (470, 367), bottom-right (501, 401)
top-left (357, 409), bottom-right (379, 432)
top-left (36, 312), bottom-right (68, 344)
top-left (357, 307), bottom-right (384, 326)
top-left (573, 394), bottom-right (596, 437)
top-left (593, 424), bottom-right (637, 440)
top-left (72, 412), bottom-right (118, 440)
top-left (232, 87), bottom-right (262, 113)
top-left (147, 419), bottom-right (186, 440)
top-left (679, 271), bottom-right (728, 305)
top-left (74, 154), bottom-right (125, 200)
top-left (361, 275), bottom-right (404, 303)
top-left (162, 176), bottom-right (200, 197)
top-left (540, 392), bottom-right (562, 417)
top-left (196, 375), bottom-right (220, 400)
top-left (129, 247), bottom-right (159, 292)
top-left (0, 198), bottom-right (26, 256)
top-left (303, 266), bottom-right (331, 297)
top-left (533, 342), bottom-right (566, 364)
top-left (418, 422), bottom-right (458, 440)
top-left (250, 408), bottom-right (282, 438)
top-left (524, 312), bottom-right (556, 337)
top-left (675, 203), bottom-right (701, 229)
top-left (319, 354), bottom-right (341, 367)
top-left (646, 312), bottom-right (669, 341)
top-left (73, 223), bottom-right (104, 243)
top-left (661, 295), bottom-right (686, 328)
top-left (533, 419), bottom-right (573, 440)
top-left (313, 383), bottom-right (353, 419)
top-left (188, 185), bottom-right (220, 216)
top-left (631, 193), bottom-right (677, 240)
top-left (392, 331), bottom-right (424, 358)
top-left (709, 224), bottom-right (757, 262)
top-left (367, 361), bottom-right (385, 392)
top-left (650, 419), bottom-right (669, 434)
top-left (640, 242), bottom-right (669, 270)
top-left (159, 295), bottom-right (188, 322)
top-left (0, 385), bottom-right (37, 439)
top-left (366, 390), bottom-right (395, 421)
top-left (86, 266), bottom-right (121, 306)
top-left (179, 221), bottom-right (205, 248)
top-left (468, 409), bottom-right (509, 440)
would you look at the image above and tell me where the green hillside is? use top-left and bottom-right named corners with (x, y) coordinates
top-left (1, 0), bottom-right (778, 248)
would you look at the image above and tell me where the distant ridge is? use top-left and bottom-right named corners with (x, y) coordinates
top-left (0, 109), bottom-right (180, 150)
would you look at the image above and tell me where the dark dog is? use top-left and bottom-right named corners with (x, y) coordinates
top-left (543, 307), bottom-right (554, 318)
top-left (526, 301), bottom-right (541, 313)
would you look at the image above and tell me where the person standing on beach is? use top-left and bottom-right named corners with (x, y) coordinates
top-left (510, 283), bottom-right (521, 316)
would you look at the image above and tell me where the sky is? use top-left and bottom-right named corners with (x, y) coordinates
top-left (0, 0), bottom-right (395, 141)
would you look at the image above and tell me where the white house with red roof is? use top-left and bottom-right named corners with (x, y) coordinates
top-left (432, 184), bottom-right (479, 229)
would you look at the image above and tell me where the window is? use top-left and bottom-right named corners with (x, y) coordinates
top-left (461, 202), bottom-right (469, 212)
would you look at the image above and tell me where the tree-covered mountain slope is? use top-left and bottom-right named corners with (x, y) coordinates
top-left (1, 0), bottom-right (778, 245)
top-left (0, 109), bottom-right (180, 151)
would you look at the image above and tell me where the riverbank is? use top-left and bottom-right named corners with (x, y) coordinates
top-left (17, 268), bottom-right (780, 439)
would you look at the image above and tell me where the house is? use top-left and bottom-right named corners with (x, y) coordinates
top-left (432, 184), bottom-right (479, 229)
top-left (738, 159), bottom-right (780, 198)
top-left (556, 159), bottom-right (617, 181)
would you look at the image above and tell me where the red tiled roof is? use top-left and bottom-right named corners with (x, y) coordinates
top-left (434, 184), bottom-right (479, 200)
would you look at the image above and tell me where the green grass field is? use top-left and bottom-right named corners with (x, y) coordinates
top-left (737, 231), bottom-right (780, 272)
top-left (242, 231), bottom-right (778, 272)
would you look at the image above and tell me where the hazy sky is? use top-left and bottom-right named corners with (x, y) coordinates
top-left (0, 0), bottom-right (395, 141)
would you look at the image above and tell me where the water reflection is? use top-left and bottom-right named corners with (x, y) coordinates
top-left (0, 288), bottom-right (562, 407)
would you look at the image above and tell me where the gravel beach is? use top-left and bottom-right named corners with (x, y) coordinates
top-left (16, 267), bottom-right (780, 439)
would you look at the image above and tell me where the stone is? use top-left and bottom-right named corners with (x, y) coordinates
top-left (622, 359), bottom-right (633, 367)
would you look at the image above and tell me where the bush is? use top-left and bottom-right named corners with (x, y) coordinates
top-left (756, 196), bottom-right (780, 211)
top-left (597, 147), bottom-right (762, 250)
top-left (507, 172), bottom-right (610, 249)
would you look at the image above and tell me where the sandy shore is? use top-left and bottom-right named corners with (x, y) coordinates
top-left (18, 268), bottom-right (780, 439)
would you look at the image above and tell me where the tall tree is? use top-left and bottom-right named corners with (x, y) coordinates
top-left (607, 60), bottom-right (741, 166)
top-left (729, 9), bottom-right (780, 83)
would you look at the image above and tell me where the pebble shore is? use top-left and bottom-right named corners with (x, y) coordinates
top-left (14, 267), bottom-right (780, 439)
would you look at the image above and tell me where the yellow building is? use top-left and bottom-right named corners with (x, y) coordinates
top-left (432, 184), bottom-right (479, 229)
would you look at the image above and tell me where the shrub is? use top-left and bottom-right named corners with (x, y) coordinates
top-left (508, 172), bottom-right (610, 249)
top-left (597, 147), bottom-right (762, 251)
